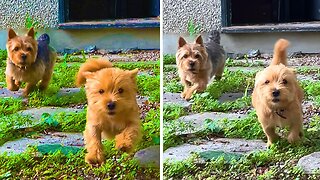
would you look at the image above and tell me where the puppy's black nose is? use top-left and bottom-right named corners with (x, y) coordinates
top-left (21, 54), bottom-right (27, 61)
top-left (107, 101), bottom-right (116, 110)
top-left (272, 89), bottom-right (280, 97)
top-left (189, 61), bottom-right (195, 67)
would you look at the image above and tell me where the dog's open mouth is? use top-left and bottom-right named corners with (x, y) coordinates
top-left (18, 65), bottom-right (27, 70)
top-left (272, 98), bottom-right (280, 103)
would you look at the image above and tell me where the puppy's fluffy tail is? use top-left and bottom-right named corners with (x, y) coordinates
top-left (208, 30), bottom-right (221, 44)
top-left (76, 58), bottom-right (112, 86)
top-left (271, 39), bottom-right (290, 66)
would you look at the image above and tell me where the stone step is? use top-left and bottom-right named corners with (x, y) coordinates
top-left (0, 88), bottom-right (82, 98)
top-left (0, 132), bottom-right (84, 155)
top-left (134, 145), bottom-right (160, 168)
top-left (163, 138), bottom-right (267, 163)
top-left (0, 88), bottom-right (149, 106)
top-left (297, 152), bottom-right (320, 174)
top-left (0, 131), bottom-right (160, 167)
top-left (17, 107), bottom-right (83, 129)
top-left (165, 112), bottom-right (247, 135)
top-left (163, 92), bottom-right (192, 109)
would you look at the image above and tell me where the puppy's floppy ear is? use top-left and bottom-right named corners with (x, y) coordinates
top-left (83, 71), bottom-right (95, 80)
top-left (76, 71), bottom-right (95, 87)
top-left (27, 27), bottom-right (35, 39)
top-left (254, 71), bottom-right (263, 87)
top-left (178, 37), bottom-right (187, 48)
top-left (128, 68), bottom-right (139, 78)
top-left (288, 67), bottom-right (297, 74)
top-left (195, 35), bottom-right (204, 47)
top-left (8, 28), bottom-right (17, 39)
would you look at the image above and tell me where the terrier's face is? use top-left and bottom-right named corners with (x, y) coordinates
top-left (254, 64), bottom-right (299, 109)
top-left (84, 68), bottom-right (138, 117)
top-left (6, 28), bottom-right (38, 69)
top-left (176, 35), bottom-right (208, 74)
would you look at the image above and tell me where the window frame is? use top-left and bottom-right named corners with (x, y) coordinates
top-left (58, 0), bottom-right (160, 29)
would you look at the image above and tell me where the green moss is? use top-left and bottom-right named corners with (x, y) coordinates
top-left (0, 146), bottom-right (159, 179)
top-left (0, 98), bottom-right (24, 115)
top-left (163, 104), bottom-right (187, 121)
top-left (163, 54), bottom-right (176, 65)
top-left (137, 75), bottom-right (160, 102)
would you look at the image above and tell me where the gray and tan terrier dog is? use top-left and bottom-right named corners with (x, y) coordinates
top-left (176, 31), bottom-right (226, 100)
top-left (5, 27), bottom-right (56, 97)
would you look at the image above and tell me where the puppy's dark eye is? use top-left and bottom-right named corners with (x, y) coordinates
top-left (195, 54), bottom-right (200, 58)
top-left (118, 88), bottom-right (124, 94)
top-left (265, 80), bottom-right (270, 84)
top-left (282, 79), bottom-right (288, 84)
top-left (183, 54), bottom-right (188, 58)
top-left (13, 47), bottom-right (19, 51)
top-left (99, 89), bottom-right (104, 94)
top-left (26, 47), bottom-right (32, 51)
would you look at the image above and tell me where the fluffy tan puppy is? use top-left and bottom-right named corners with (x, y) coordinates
top-left (76, 58), bottom-right (141, 166)
top-left (252, 39), bottom-right (304, 146)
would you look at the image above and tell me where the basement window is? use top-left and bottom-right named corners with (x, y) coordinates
top-left (58, 0), bottom-right (160, 29)
top-left (221, 0), bottom-right (320, 33)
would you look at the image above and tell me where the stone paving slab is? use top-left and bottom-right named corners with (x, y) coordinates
top-left (227, 67), bottom-right (263, 73)
top-left (0, 132), bottom-right (84, 155)
top-left (297, 152), bottom-right (320, 174)
top-left (168, 112), bottom-right (247, 135)
top-left (17, 107), bottom-right (83, 128)
top-left (0, 88), bottom-right (82, 98)
top-left (163, 138), bottom-right (267, 163)
top-left (57, 88), bottom-right (81, 96)
top-left (163, 92), bottom-right (192, 109)
top-left (134, 145), bottom-right (160, 168)
top-left (0, 88), bottom-right (23, 98)
top-left (218, 92), bottom-right (245, 103)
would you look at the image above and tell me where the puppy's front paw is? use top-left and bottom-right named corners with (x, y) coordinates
top-left (180, 92), bottom-right (186, 99)
top-left (22, 90), bottom-right (29, 97)
top-left (7, 84), bottom-right (19, 91)
top-left (183, 92), bottom-right (193, 101)
top-left (287, 133), bottom-right (301, 144)
top-left (85, 152), bottom-right (105, 166)
top-left (115, 136), bottom-right (133, 152)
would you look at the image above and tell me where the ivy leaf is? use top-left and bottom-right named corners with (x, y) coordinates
top-left (37, 144), bottom-right (82, 157)
top-left (152, 135), bottom-right (160, 145)
top-left (199, 150), bottom-right (242, 162)
top-left (41, 113), bottom-right (59, 127)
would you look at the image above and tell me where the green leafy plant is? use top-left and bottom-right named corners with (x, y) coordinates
top-left (163, 54), bottom-right (176, 65)
top-left (187, 20), bottom-right (200, 37)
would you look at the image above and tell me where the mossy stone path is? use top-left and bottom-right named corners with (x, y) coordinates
top-left (0, 88), bottom-right (158, 167)
top-left (164, 58), bottom-right (320, 177)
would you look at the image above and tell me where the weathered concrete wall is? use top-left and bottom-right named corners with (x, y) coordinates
top-left (163, 32), bottom-right (320, 55)
top-left (0, 28), bottom-right (160, 51)
top-left (163, 0), bottom-right (221, 33)
top-left (0, 0), bottom-right (59, 29)
top-left (0, 1), bottom-right (160, 51)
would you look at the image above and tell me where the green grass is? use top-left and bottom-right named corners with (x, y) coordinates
top-left (0, 145), bottom-right (158, 179)
top-left (163, 54), bottom-right (176, 65)
top-left (163, 104), bottom-right (187, 122)
top-left (0, 98), bottom-right (24, 115)
top-left (205, 110), bottom-right (264, 139)
top-left (164, 113), bottom-right (320, 179)
top-left (137, 75), bottom-right (160, 102)
top-left (164, 146), bottom-right (314, 179)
